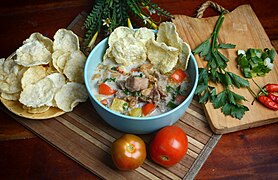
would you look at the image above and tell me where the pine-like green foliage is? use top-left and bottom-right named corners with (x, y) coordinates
top-left (84, 0), bottom-right (105, 42)
top-left (84, 0), bottom-right (172, 46)
top-left (109, 0), bottom-right (129, 31)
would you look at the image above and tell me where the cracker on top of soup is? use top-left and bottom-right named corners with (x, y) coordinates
top-left (91, 22), bottom-right (192, 117)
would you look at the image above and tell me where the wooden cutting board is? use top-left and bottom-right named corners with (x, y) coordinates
top-left (173, 4), bottom-right (278, 134)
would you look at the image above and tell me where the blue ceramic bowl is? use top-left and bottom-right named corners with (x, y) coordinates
top-left (84, 37), bottom-right (198, 134)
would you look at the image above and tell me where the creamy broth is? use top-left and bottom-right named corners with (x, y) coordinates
top-left (91, 60), bottom-right (191, 117)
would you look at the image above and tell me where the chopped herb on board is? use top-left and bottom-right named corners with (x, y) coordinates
top-left (237, 48), bottom-right (275, 78)
top-left (193, 12), bottom-right (250, 120)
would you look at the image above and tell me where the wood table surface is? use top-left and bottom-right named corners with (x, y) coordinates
top-left (0, 0), bottom-right (277, 179)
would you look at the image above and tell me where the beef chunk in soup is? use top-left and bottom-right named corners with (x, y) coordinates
top-left (125, 76), bottom-right (149, 92)
top-left (154, 70), bottom-right (168, 92)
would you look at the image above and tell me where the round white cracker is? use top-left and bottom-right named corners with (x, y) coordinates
top-left (52, 50), bottom-right (70, 73)
top-left (19, 78), bottom-right (55, 108)
top-left (21, 65), bottom-right (47, 88)
top-left (15, 40), bottom-right (52, 67)
top-left (54, 82), bottom-right (88, 112)
top-left (46, 72), bottom-right (66, 88)
top-left (111, 36), bottom-right (147, 66)
top-left (63, 50), bottom-right (87, 83)
top-left (0, 58), bottom-right (23, 94)
top-left (146, 39), bottom-right (179, 74)
top-left (24, 32), bottom-right (53, 53)
top-left (134, 27), bottom-right (155, 45)
top-left (53, 29), bottom-right (80, 52)
top-left (108, 26), bottom-right (134, 47)
top-left (178, 42), bottom-right (191, 70)
top-left (156, 22), bottom-right (182, 50)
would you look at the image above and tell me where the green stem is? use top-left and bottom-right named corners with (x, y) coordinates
top-left (211, 14), bottom-right (224, 54)
top-left (130, 0), bottom-right (144, 15)
top-left (252, 79), bottom-right (268, 95)
top-left (247, 87), bottom-right (257, 98)
top-left (210, 13), bottom-right (225, 71)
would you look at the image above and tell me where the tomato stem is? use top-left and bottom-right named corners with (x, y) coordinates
top-left (160, 155), bottom-right (169, 161)
top-left (127, 144), bottom-right (134, 153)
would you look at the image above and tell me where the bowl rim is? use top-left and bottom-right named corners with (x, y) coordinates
top-left (84, 36), bottom-right (199, 121)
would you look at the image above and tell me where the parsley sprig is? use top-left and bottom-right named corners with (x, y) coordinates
top-left (193, 12), bottom-right (250, 120)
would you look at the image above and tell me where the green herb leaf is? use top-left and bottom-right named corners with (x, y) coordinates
top-left (218, 73), bottom-right (226, 86)
top-left (214, 52), bottom-right (227, 69)
top-left (104, 77), bottom-right (116, 83)
top-left (199, 90), bottom-right (210, 104)
top-left (167, 101), bottom-right (177, 109)
top-left (225, 73), bottom-right (232, 86)
top-left (218, 51), bottom-right (229, 62)
top-left (198, 68), bottom-right (209, 83)
top-left (221, 103), bottom-right (249, 119)
top-left (210, 69), bottom-right (219, 83)
top-left (192, 13), bottom-right (250, 120)
top-left (123, 102), bottom-right (128, 111)
top-left (212, 90), bottom-right (227, 109)
top-left (123, 89), bottom-right (131, 95)
top-left (133, 91), bottom-right (140, 97)
top-left (227, 72), bottom-right (250, 88)
top-left (268, 48), bottom-right (275, 61)
top-left (195, 83), bottom-right (208, 95)
top-left (222, 103), bottom-right (233, 116)
top-left (205, 51), bottom-right (212, 61)
top-left (209, 87), bottom-right (217, 100)
top-left (192, 38), bottom-right (211, 57)
top-left (227, 89), bottom-right (246, 105)
top-left (84, 0), bottom-right (172, 46)
top-left (230, 104), bottom-right (249, 119)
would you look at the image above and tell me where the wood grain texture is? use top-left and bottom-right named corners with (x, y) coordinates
top-left (196, 122), bottom-right (278, 179)
top-left (0, 111), bottom-right (35, 140)
top-left (1, 97), bottom-right (219, 179)
top-left (0, 137), bottom-right (98, 179)
top-left (0, 11), bottom-right (221, 179)
top-left (0, 0), bottom-right (277, 179)
top-left (173, 5), bottom-right (278, 134)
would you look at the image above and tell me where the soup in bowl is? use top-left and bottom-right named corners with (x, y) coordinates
top-left (84, 24), bottom-right (198, 134)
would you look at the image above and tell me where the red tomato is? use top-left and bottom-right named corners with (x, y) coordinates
top-left (149, 126), bottom-right (188, 167)
top-left (99, 83), bottom-right (116, 95)
top-left (142, 102), bottom-right (156, 116)
top-left (111, 134), bottom-right (146, 170)
top-left (170, 69), bottom-right (187, 83)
